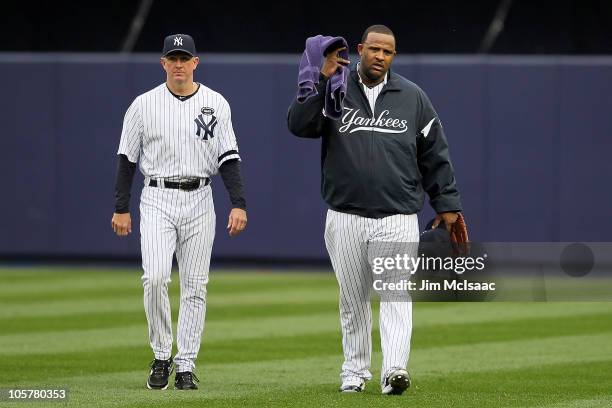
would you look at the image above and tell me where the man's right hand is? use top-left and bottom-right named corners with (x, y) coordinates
top-left (112, 213), bottom-right (132, 236)
top-left (320, 47), bottom-right (350, 79)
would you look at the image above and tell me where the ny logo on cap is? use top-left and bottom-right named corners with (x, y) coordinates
top-left (174, 36), bottom-right (183, 46)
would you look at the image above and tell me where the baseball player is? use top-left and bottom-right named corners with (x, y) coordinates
top-left (111, 33), bottom-right (247, 390)
top-left (288, 25), bottom-right (468, 394)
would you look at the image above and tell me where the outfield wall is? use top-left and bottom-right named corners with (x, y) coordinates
top-left (1, 54), bottom-right (611, 260)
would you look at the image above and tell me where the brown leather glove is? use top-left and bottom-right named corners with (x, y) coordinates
top-left (450, 213), bottom-right (470, 256)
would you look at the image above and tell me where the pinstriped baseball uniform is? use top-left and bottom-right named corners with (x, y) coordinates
top-left (118, 82), bottom-right (240, 373)
top-left (324, 68), bottom-right (418, 385)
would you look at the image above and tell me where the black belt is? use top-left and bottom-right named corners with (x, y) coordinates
top-left (148, 178), bottom-right (210, 191)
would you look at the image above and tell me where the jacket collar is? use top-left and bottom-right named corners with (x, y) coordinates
top-left (350, 65), bottom-right (402, 92)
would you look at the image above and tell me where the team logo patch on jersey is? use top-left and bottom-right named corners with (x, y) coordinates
top-left (194, 113), bottom-right (218, 140)
top-left (201, 107), bottom-right (215, 116)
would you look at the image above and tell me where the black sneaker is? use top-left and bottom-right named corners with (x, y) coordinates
top-left (175, 371), bottom-right (199, 390)
top-left (146, 358), bottom-right (173, 390)
top-left (381, 369), bottom-right (411, 395)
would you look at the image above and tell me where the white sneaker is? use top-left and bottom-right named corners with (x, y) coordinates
top-left (381, 369), bottom-right (411, 395)
top-left (339, 377), bottom-right (366, 393)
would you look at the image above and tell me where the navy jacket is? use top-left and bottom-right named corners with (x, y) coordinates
top-left (287, 66), bottom-right (462, 219)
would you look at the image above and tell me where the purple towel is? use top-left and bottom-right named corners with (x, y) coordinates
top-left (297, 35), bottom-right (349, 119)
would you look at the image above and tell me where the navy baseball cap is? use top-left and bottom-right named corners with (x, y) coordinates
top-left (162, 34), bottom-right (196, 57)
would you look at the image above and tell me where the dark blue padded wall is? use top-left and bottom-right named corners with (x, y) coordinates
top-left (0, 54), bottom-right (610, 259)
top-left (485, 63), bottom-right (559, 241)
top-left (558, 63), bottom-right (612, 241)
top-left (1, 62), bottom-right (57, 254)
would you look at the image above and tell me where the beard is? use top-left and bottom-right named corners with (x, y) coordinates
top-left (365, 68), bottom-right (384, 81)
top-left (360, 62), bottom-right (387, 84)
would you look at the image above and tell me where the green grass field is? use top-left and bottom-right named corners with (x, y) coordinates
top-left (1, 267), bottom-right (611, 408)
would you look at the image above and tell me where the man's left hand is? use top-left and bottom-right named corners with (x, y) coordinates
top-left (432, 212), bottom-right (458, 232)
top-left (227, 208), bottom-right (247, 237)
top-left (432, 212), bottom-right (470, 255)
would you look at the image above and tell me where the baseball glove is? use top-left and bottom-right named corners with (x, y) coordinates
top-left (450, 213), bottom-right (470, 256)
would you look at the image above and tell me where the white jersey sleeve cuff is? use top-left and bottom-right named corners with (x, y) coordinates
top-left (218, 150), bottom-right (241, 166)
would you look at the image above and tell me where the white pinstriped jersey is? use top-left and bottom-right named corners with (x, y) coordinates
top-left (357, 65), bottom-right (388, 114)
top-left (118, 82), bottom-right (240, 179)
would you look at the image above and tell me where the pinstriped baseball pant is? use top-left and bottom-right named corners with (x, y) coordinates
top-left (324, 209), bottom-right (419, 384)
top-left (139, 183), bottom-right (215, 373)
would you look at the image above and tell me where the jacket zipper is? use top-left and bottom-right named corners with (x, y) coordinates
top-left (357, 84), bottom-right (375, 214)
